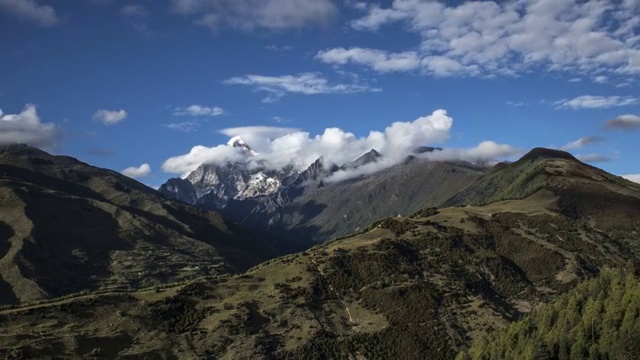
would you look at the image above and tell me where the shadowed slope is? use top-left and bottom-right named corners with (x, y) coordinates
top-left (0, 145), bottom-right (280, 304)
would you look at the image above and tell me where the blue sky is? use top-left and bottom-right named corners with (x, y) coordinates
top-left (1, 0), bottom-right (639, 186)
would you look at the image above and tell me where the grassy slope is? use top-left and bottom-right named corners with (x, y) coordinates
top-left (1, 185), bottom-right (639, 359)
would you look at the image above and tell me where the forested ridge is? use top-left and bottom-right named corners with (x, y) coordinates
top-left (460, 267), bottom-right (640, 360)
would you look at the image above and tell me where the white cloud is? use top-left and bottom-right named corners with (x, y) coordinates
top-left (593, 75), bottom-right (608, 84)
top-left (92, 109), bottom-right (128, 125)
top-left (605, 114), bottom-right (640, 130)
top-left (171, 0), bottom-right (337, 31)
top-left (422, 141), bottom-right (521, 163)
top-left (173, 105), bottom-right (224, 117)
top-left (163, 121), bottom-right (201, 133)
top-left (326, 140), bottom-right (519, 183)
top-left (0, 0), bottom-right (58, 26)
top-left (316, 47), bottom-right (421, 73)
top-left (560, 136), bottom-right (602, 150)
top-left (346, 0), bottom-right (640, 78)
top-left (162, 109), bottom-right (516, 182)
top-left (224, 72), bottom-right (381, 102)
top-left (0, 105), bottom-right (58, 149)
top-left (162, 145), bottom-right (247, 177)
top-left (122, 163), bottom-right (151, 178)
top-left (623, 174), bottom-right (640, 184)
top-left (554, 96), bottom-right (640, 109)
top-left (218, 126), bottom-right (299, 151)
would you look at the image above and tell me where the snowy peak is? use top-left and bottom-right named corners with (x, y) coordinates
top-left (227, 136), bottom-right (258, 156)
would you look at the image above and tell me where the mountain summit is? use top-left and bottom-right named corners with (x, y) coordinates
top-left (227, 136), bottom-right (258, 156)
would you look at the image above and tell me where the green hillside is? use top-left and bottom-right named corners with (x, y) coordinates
top-left (460, 268), bottom-right (640, 360)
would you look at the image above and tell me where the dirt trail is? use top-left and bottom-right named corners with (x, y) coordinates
top-left (310, 259), bottom-right (354, 324)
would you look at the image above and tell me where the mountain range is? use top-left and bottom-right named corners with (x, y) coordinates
top-left (160, 138), bottom-right (483, 243)
top-left (0, 144), bottom-right (638, 358)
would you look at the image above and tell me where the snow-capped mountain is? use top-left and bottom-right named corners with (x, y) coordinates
top-left (227, 136), bottom-right (258, 156)
top-left (159, 137), bottom-right (299, 207)
top-left (159, 137), bottom-right (388, 209)
top-left (159, 142), bottom-right (483, 244)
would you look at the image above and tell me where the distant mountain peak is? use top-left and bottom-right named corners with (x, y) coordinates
top-left (342, 149), bottom-right (382, 170)
top-left (227, 136), bottom-right (258, 156)
top-left (520, 147), bottom-right (576, 162)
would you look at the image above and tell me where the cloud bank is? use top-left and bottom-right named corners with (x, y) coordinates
top-left (162, 109), bottom-right (518, 180)
top-left (0, 105), bottom-right (58, 149)
top-left (327, 0), bottom-right (640, 78)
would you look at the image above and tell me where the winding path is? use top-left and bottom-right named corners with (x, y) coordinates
top-left (310, 258), bottom-right (354, 324)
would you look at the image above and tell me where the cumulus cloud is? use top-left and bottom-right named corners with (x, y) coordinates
top-left (560, 136), bottom-right (602, 150)
top-left (171, 0), bottom-right (337, 32)
top-left (554, 96), bottom-right (640, 109)
top-left (92, 109), bottom-right (128, 125)
top-left (342, 0), bottom-right (640, 78)
top-left (605, 114), bottom-right (640, 130)
top-left (162, 109), bottom-right (517, 181)
top-left (0, 0), bottom-right (58, 26)
top-left (162, 145), bottom-right (246, 177)
top-left (173, 105), bottom-right (224, 117)
top-left (316, 47), bottom-right (421, 73)
top-left (121, 163), bottom-right (151, 178)
top-left (623, 174), bottom-right (640, 184)
top-left (224, 72), bottom-right (381, 102)
top-left (0, 105), bottom-right (58, 149)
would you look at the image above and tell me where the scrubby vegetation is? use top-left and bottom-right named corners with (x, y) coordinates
top-left (460, 268), bottom-right (640, 360)
top-left (1, 147), bottom-right (640, 359)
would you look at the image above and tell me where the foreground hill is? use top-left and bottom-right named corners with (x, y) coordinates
top-left (1, 148), bottom-right (639, 358)
top-left (0, 144), bottom-right (280, 305)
